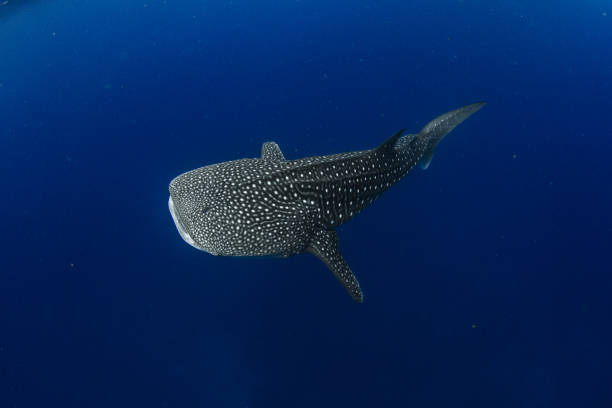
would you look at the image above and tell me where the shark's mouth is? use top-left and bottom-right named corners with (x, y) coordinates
top-left (168, 196), bottom-right (203, 251)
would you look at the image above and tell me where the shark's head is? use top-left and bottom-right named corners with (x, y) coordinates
top-left (168, 166), bottom-right (220, 255)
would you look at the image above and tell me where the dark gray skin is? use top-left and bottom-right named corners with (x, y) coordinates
top-left (169, 102), bottom-right (485, 302)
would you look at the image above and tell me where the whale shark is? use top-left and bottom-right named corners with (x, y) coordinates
top-left (169, 102), bottom-right (485, 302)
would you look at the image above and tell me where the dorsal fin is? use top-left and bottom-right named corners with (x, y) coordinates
top-left (374, 128), bottom-right (405, 154)
top-left (260, 141), bottom-right (286, 161)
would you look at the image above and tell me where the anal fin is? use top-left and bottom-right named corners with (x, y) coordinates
top-left (306, 229), bottom-right (363, 303)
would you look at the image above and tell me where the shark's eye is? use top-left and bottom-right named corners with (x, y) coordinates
top-left (202, 206), bottom-right (212, 214)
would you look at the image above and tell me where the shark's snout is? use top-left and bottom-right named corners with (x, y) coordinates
top-left (168, 195), bottom-right (202, 251)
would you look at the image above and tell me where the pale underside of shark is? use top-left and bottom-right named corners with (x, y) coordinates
top-left (168, 102), bottom-right (485, 302)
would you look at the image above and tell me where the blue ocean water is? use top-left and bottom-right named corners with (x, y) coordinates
top-left (1, 1), bottom-right (611, 406)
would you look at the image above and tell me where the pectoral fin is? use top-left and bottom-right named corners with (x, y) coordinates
top-left (261, 141), bottom-right (286, 161)
top-left (306, 229), bottom-right (363, 303)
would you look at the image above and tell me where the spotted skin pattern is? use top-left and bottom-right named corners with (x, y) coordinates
top-left (169, 102), bottom-right (485, 302)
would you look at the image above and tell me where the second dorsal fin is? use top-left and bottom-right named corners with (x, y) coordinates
top-left (375, 128), bottom-right (405, 154)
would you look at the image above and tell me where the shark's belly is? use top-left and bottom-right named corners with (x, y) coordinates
top-left (207, 218), bottom-right (314, 257)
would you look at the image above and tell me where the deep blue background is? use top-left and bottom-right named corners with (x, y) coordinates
top-left (1, 1), bottom-right (611, 407)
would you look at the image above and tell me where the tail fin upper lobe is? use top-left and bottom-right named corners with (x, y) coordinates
top-left (415, 101), bottom-right (486, 169)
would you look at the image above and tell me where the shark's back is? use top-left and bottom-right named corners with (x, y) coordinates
top-left (261, 133), bottom-right (423, 229)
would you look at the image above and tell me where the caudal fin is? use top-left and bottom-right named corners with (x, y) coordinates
top-left (418, 101), bottom-right (486, 169)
